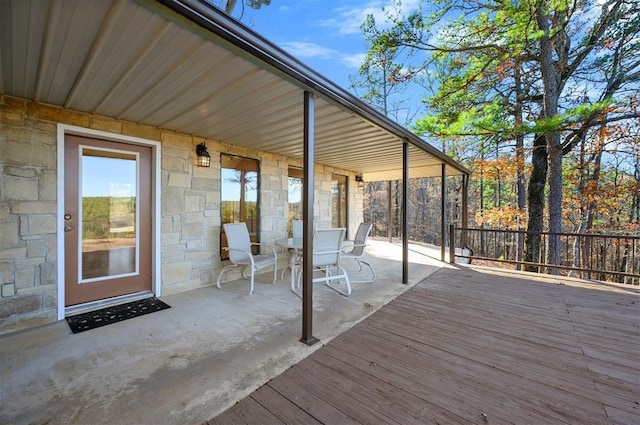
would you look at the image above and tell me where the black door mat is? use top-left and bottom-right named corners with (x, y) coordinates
top-left (66, 297), bottom-right (170, 334)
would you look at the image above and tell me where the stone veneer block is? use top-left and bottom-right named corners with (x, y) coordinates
top-left (168, 172), bottom-right (191, 188)
top-left (0, 110), bottom-right (24, 126)
top-left (191, 177), bottom-right (218, 192)
top-left (162, 233), bottom-right (181, 246)
top-left (184, 196), bottom-right (202, 213)
top-left (39, 169), bottom-right (57, 201)
top-left (186, 239), bottom-right (203, 251)
top-left (121, 122), bottom-right (161, 140)
top-left (0, 294), bottom-right (41, 318)
top-left (1, 283), bottom-right (16, 298)
top-left (0, 221), bottom-right (19, 247)
top-left (181, 222), bottom-right (203, 240)
top-left (162, 187), bottom-right (185, 215)
top-left (26, 240), bottom-right (46, 258)
top-left (161, 248), bottom-right (186, 264)
top-left (0, 204), bottom-right (10, 220)
top-left (39, 263), bottom-right (56, 285)
top-left (21, 215), bottom-right (56, 236)
top-left (161, 262), bottom-right (192, 285)
top-left (0, 262), bottom-right (15, 283)
top-left (162, 155), bottom-right (189, 172)
top-left (2, 139), bottom-right (56, 168)
top-left (15, 266), bottom-right (35, 288)
top-left (90, 115), bottom-right (122, 133)
top-left (4, 166), bottom-right (37, 178)
top-left (28, 102), bottom-right (90, 127)
top-left (161, 132), bottom-right (192, 148)
top-left (2, 175), bottom-right (39, 201)
top-left (10, 201), bottom-right (56, 215)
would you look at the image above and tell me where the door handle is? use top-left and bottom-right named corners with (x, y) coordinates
top-left (64, 225), bottom-right (72, 232)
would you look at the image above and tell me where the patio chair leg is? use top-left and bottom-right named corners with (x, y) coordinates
top-left (249, 268), bottom-right (255, 294)
top-left (324, 265), bottom-right (351, 297)
top-left (350, 259), bottom-right (376, 284)
top-left (281, 266), bottom-right (289, 279)
top-left (216, 264), bottom-right (238, 289)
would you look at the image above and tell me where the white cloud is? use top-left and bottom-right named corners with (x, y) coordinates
top-left (280, 41), bottom-right (337, 59)
top-left (277, 0), bottom-right (426, 72)
top-left (318, 0), bottom-right (422, 35)
top-left (341, 53), bottom-right (367, 68)
top-left (280, 42), bottom-right (367, 69)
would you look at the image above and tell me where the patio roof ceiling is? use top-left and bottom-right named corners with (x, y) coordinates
top-left (0, 0), bottom-right (469, 181)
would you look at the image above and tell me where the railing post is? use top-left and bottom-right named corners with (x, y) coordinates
top-left (449, 224), bottom-right (456, 264)
top-left (461, 174), bottom-right (469, 249)
top-left (517, 229), bottom-right (524, 270)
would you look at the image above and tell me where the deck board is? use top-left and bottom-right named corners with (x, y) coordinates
top-left (250, 385), bottom-right (323, 425)
top-left (210, 266), bottom-right (640, 424)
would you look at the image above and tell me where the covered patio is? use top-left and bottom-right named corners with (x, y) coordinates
top-left (0, 0), bottom-right (469, 339)
top-left (0, 239), bottom-right (445, 424)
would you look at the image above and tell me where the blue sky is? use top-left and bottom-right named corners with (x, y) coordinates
top-left (232, 0), bottom-right (421, 91)
top-left (82, 156), bottom-right (136, 198)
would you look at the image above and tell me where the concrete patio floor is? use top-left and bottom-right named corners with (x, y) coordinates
top-left (0, 240), bottom-right (444, 425)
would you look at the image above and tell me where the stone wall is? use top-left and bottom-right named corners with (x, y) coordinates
top-left (1, 97), bottom-right (59, 332)
top-left (0, 95), bottom-right (363, 334)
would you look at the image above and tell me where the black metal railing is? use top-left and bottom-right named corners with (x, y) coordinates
top-left (450, 226), bottom-right (640, 285)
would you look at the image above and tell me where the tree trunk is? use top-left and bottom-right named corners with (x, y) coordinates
top-left (632, 155), bottom-right (640, 223)
top-left (569, 135), bottom-right (588, 277)
top-left (536, 5), bottom-right (564, 274)
top-left (514, 63), bottom-right (526, 269)
top-left (525, 134), bottom-right (547, 271)
top-left (479, 147), bottom-right (485, 255)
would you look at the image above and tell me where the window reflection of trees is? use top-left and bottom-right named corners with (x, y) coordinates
top-left (221, 155), bottom-right (260, 258)
top-left (288, 167), bottom-right (303, 234)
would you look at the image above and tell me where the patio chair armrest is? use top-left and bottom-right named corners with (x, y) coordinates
top-left (224, 247), bottom-right (255, 265)
top-left (341, 242), bottom-right (367, 253)
top-left (250, 242), bottom-right (278, 258)
top-left (314, 249), bottom-right (343, 256)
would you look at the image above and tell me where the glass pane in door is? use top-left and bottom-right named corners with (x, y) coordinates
top-left (80, 148), bottom-right (138, 281)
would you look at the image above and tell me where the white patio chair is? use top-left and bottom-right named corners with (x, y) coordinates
top-left (292, 219), bottom-right (303, 239)
top-left (341, 223), bottom-right (376, 283)
top-left (281, 219), bottom-right (303, 279)
top-left (294, 228), bottom-right (351, 297)
top-left (216, 222), bottom-right (277, 294)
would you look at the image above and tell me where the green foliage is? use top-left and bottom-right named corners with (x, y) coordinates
top-left (358, 0), bottom-right (640, 237)
top-left (82, 197), bottom-right (136, 239)
top-left (221, 200), bottom-right (257, 224)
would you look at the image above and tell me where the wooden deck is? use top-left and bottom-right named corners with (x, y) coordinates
top-left (207, 265), bottom-right (640, 425)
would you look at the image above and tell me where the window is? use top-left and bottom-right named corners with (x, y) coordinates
top-left (332, 174), bottom-right (348, 231)
top-left (288, 167), bottom-right (303, 235)
top-left (221, 154), bottom-right (259, 259)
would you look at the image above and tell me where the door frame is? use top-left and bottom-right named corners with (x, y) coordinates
top-left (56, 124), bottom-right (162, 320)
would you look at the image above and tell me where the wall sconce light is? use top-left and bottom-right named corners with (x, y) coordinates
top-left (196, 142), bottom-right (210, 167)
top-left (355, 174), bottom-right (364, 188)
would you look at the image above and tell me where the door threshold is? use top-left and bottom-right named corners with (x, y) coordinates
top-left (65, 291), bottom-right (154, 317)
